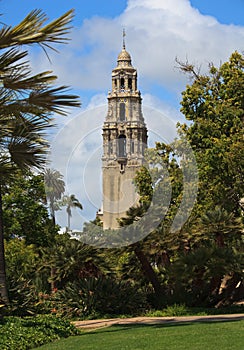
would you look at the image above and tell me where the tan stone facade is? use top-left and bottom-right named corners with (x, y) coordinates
top-left (99, 39), bottom-right (148, 229)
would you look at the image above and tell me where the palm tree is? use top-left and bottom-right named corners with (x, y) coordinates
top-left (43, 168), bottom-right (65, 225)
top-left (0, 9), bottom-right (80, 305)
top-left (39, 236), bottom-right (104, 289)
top-left (119, 205), bottom-right (163, 297)
top-left (200, 206), bottom-right (243, 248)
top-left (61, 194), bottom-right (83, 231)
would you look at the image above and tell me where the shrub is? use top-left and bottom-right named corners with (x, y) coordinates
top-left (0, 314), bottom-right (79, 350)
top-left (52, 277), bottom-right (148, 318)
top-left (162, 304), bottom-right (189, 316)
top-left (7, 277), bottom-right (40, 316)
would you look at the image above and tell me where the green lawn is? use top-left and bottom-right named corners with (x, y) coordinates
top-left (35, 320), bottom-right (244, 350)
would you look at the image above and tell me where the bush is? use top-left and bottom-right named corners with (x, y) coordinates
top-left (51, 277), bottom-right (148, 318)
top-left (145, 304), bottom-right (244, 317)
top-left (7, 277), bottom-right (40, 316)
top-left (145, 304), bottom-right (189, 317)
top-left (0, 314), bottom-right (79, 350)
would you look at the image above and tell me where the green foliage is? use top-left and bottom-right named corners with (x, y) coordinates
top-left (51, 277), bottom-right (147, 318)
top-left (39, 235), bottom-right (105, 289)
top-left (134, 166), bottom-right (153, 204)
top-left (5, 239), bottom-right (38, 278)
top-left (2, 173), bottom-right (58, 246)
top-left (162, 304), bottom-right (189, 316)
top-left (146, 304), bottom-right (190, 317)
top-left (0, 315), bottom-right (79, 350)
top-left (168, 245), bottom-right (243, 306)
top-left (179, 51), bottom-right (244, 213)
top-left (145, 304), bottom-right (244, 317)
top-left (4, 238), bottom-right (40, 315)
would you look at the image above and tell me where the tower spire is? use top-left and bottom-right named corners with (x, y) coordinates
top-left (122, 28), bottom-right (126, 49)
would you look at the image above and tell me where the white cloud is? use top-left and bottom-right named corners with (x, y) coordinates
top-left (121, 0), bottom-right (244, 90)
top-left (40, 0), bottom-right (244, 230)
top-left (30, 0), bottom-right (244, 95)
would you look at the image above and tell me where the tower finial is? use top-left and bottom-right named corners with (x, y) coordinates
top-left (123, 28), bottom-right (126, 49)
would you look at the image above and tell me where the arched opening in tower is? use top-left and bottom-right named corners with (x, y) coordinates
top-left (128, 77), bottom-right (132, 90)
top-left (120, 77), bottom-right (125, 91)
top-left (119, 102), bottom-right (126, 121)
top-left (118, 135), bottom-right (126, 157)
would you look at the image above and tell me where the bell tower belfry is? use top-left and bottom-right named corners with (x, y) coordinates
top-left (101, 32), bottom-right (148, 229)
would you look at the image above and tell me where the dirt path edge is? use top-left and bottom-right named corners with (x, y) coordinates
top-left (73, 314), bottom-right (244, 330)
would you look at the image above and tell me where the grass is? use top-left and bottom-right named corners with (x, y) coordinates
top-left (35, 320), bottom-right (244, 350)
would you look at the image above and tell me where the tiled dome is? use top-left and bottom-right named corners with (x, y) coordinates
top-left (117, 48), bottom-right (131, 62)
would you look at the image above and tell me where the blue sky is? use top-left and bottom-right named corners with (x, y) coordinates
top-left (2, 1), bottom-right (244, 26)
top-left (2, 0), bottom-right (243, 106)
top-left (2, 0), bottom-right (244, 230)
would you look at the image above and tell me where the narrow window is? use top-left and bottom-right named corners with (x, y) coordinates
top-left (128, 78), bottom-right (132, 90)
top-left (120, 77), bottom-right (125, 91)
top-left (131, 140), bottom-right (134, 153)
top-left (109, 141), bottom-right (113, 155)
top-left (118, 135), bottom-right (126, 157)
top-left (119, 103), bottom-right (126, 121)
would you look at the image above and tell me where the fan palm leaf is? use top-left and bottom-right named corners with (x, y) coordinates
top-left (0, 8), bottom-right (80, 305)
top-left (0, 9), bottom-right (74, 49)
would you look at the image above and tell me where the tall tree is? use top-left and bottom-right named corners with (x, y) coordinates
top-left (2, 172), bottom-right (58, 246)
top-left (43, 168), bottom-right (65, 225)
top-left (0, 9), bottom-right (80, 305)
top-left (61, 194), bottom-right (83, 231)
top-left (177, 51), bottom-right (244, 214)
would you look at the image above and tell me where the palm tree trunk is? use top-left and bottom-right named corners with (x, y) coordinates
top-left (0, 184), bottom-right (9, 305)
top-left (67, 213), bottom-right (71, 231)
top-left (133, 244), bottom-right (162, 297)
top-left (50, 202), bottom-right (56, 226)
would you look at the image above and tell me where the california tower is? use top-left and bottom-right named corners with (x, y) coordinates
top-left (100, 33), bottom-right (148, 229)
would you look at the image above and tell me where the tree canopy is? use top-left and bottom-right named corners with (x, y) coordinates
top-left (178, 51), bottom-right (244, 214)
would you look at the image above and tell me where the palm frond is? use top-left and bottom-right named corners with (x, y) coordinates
top-left (3, 70), bottom-right (57, 91)
top-left (43, 168), bottom-right (65, 200)
top-left (28, 86), bottom-right (81, 115)
top-left (2, 115), bottom-right (51, 171)
top-left (8, 139), bottom-right (48, 170)
top-left (0, 48), bottom-right (28, 73)
top-left (0, 9), bottom-right (74, 49)
top-left (0, 9), bottom-right (80, 180)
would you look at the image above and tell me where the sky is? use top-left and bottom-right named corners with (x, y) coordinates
top-left (1, 0), bottom-right (244, 231)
